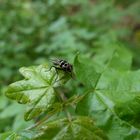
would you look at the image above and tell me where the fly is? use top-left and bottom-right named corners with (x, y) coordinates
top-left (50, 58), bottom-right (74, 79)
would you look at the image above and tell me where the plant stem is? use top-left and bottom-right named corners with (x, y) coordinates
top-left (58, 91), bottom-right (72, 122)
top-left (25, 110), bottom-right (55, 131)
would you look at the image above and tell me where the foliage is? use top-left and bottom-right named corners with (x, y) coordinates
top-left (3, 44), bottom-right (140, 139)
top-left (0, 0), bottom-right (140, 139)
top-left (6, 65), bottom-right (70, 121)
top-left (75, 50), bottom-right (140, 140)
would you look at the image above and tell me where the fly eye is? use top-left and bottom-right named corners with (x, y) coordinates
top-left (61, 62), bottom-right (65, 65)
top-left (64, 63), bottom-right (68, 67)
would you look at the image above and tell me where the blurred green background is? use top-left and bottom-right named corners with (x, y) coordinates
top-left (0, 0), bottom-right (140, 133)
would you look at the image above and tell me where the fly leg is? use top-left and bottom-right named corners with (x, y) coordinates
top-left (55, 71), bottom-right (74, 83)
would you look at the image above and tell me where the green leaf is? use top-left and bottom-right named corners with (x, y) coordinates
top-left (33, 117), bottom-right (108, 140)
top-left (0, 131), bottom-right (34, 140)
top-left (0, 103), bottom-right (24, 119)
top-left (74, 55), bottom-right (100, 89)
top-left (93, 44), bottom-right (132, 71)
top-left (74, 45), bottom-right (132, 89)
top-left (12, 114), bottom-right (34, 132)
top-left (0, 132), bottom-right (20, 140)
top-left (107, 45), bottom-right (132, 71)
top-left (0, 95), bottom-right (8, 110)
top-left (5, 65), bottom-right (70, 121)
top-left (76, 69), bottom-right (140, 140)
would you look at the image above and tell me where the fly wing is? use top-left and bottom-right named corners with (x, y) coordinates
top-left (49, 58), bottom-right (61, 66)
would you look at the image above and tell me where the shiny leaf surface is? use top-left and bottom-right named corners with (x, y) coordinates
top-left (6, 65), bottom-right (70, 121)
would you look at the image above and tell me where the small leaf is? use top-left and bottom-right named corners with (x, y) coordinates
top-left (5, 65), bottom-right (70, 121)
top-left (33, 116), bottom-right (108, 140)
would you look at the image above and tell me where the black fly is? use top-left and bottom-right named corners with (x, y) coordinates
top-left (50, 58), bottom-right (74, 79)
top-left (52, 59), bottom-right (73, 72)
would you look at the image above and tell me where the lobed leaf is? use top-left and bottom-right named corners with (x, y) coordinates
top-left (5, 65), bottom-right (70, 121)
top-left (33, 116), bottom-right (108, 140)
top-left (75, 50), bottom-right (140, 140)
